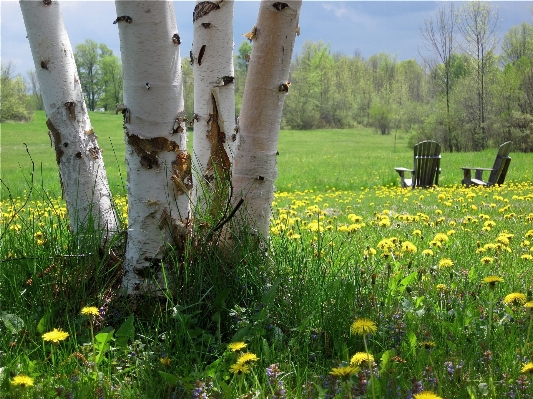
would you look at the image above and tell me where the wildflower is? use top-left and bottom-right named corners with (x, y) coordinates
top-left (419, 341), bottom-right (436, 349)
top-left (42, 328), bottom-right (69, 343)
top-left (521, 362), bottom-right (533, 374)
top-left (436, 284), bottom-right (447, 292)
top-left (329, 365), bottom-right (359, 379)
top-left (10, 375), bottom-right (34, 387)
top-left (228, 341), bottom-right (247, 352)
top-left (350, 352), bottom-right (374, 366)
top-left (480, 256), bottom-right (493, 265)
top-left (503, 292), bottom-right (527, 306)
top-left (229, 363), bottom-right (250, 374)
top-left (438, 258), bottom-right (454, 268)
top-left (422, 249), bottom-right (434, 256)
top-left (350, 318), bottom-right (377, 335)
top-left (414, 391), bottom-right (443, 399)
top-left (81, 307), bottom-right (99, 316)
top-left (525, 302), bottom-right (533, 309)
top-left (237, 352), bottom-right (259, 364)
top-left (521, 254), bottom-right (533, 261)
top-left (433, 233), bottom-right (449, 242)
top-left (482, 276), bottom-right (504, 289)
top-left (413, 229), bottom-right (422, 237)
top-left (160, 357), bottom-right (171, 366)
top-left (402, 241), bottom-right (417, 253)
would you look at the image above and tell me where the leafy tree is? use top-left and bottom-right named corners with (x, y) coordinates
top-left (501, 22), bottom-right (533, 66)
top-left (74, 39), bottom-right (113, 111)
top-left (0, 63), bottom-right (33, 122)
top-left (97, 55), bottom-right (122, 111)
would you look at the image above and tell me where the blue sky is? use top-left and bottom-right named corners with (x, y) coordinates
top-left (2, 1), bottom-right (532, 76)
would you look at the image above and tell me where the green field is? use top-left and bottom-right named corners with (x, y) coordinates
top-left (2, 112), bottom-right (533, 398)
top-left (2, 111), bottom-right (531, 198)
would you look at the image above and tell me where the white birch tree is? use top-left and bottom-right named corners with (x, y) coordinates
top-left (19, 0), bottom-right (118, 236)
top-left (114, 0), bottom-right (190, 294)
top-left (231, 0), bottom-right (302, 241)
top-left (191, 0), bottom-right (235, 218)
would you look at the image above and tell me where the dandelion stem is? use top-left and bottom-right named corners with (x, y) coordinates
top-left (363, 334), bottom-right (376, 399)
top-left (524, 311), bottom-right (533, 354)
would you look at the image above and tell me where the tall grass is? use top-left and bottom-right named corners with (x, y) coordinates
top-left (1, 112), bottom-right (533, 398)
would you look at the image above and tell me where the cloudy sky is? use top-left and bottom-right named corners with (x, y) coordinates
top-left (2, 1), bottom-right (532, 76)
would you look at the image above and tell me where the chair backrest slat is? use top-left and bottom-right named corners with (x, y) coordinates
top-left (488, 141), bottom-right (512, 185)
top-left (412, 140), bottom-right (441, 188)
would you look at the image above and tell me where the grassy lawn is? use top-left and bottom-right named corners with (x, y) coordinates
top-left (2, 111), bottom-right (532, 198)
top-left (1, 112), bottom-right (533, 398)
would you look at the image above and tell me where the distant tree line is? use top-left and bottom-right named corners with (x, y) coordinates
top-left (278, 2), bottom-right (533, 152)
top-left (3, 2), bottom-right (532, 152)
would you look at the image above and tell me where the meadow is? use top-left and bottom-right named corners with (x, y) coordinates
top-left (1, 112), bottom-right (533, 398)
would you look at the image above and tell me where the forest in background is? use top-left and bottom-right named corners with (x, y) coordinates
top-left (2, 1), bottom-right (532, 152)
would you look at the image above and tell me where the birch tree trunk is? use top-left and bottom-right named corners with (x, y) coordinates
top-left (231, 0), bottom-right (302, 241)
top-left (19, 0), bottom-right (118, 236)
top-left (114, 1), bottom-right (190, 294)
top-left (191, 0), bottom-right (235, 218)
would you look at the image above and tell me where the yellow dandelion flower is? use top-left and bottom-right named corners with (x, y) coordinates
top-left (237, 352), bottom-right (259, 364)
top-left (329, 365), bottom-right (359, 379)
top-left (521, 362), bottom-right (533, 374)
top-left (503, 292), bottom-right (527, 306)
top-left (350, 352), bottom-right (374, 366)
top-left (229, 362), bottom-right (250, 374)
top-left (413, 229), bottom-right (422, 236)
top-left (436, 284), bottom-right (447, 292)
top-left (228, 342), bottom-right (247, 352)
top-left (438, 258), bottom-right (454, 268)
top-left (10, 374), bottom-right (34, 387)
top-left (525, 302), bottom-right (533, 309)
top-left (422, 249), bottom-right (434, 256)
top-left (350, 318), bottom-right (377, 335)
top-left (160, 357), bottom-right (171, 366)
top-left (81, 307), bottom-right (99, 316)
top-left (413, 391), bottom-right (443, 399)
top-left (433, 233), bottom-right (449, 242)
top-left (42, 328), bottom-right (69, 343)
top-left (480, 257), bottom-right (494, 265)
top-left (482, 276), bottom-right (504, 287)
top-left (521, 254), bottom-right (533, 261)
top-left (419, 341), bottom-right (436, 349)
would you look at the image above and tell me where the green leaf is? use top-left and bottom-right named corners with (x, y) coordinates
top-left (379, 349), bottom-right (395, 374)
top-left (0, 311), bottom-right (24, 333)
top-left (398, 271), bottom-right (417, 294)
top-left (37, 314), bottom-right (50, 334)
top-left (158, 371), bottom-right (179, 386)
top-left (95, 330), bottom-right (114, 364)
top-left (367, 375), bottom-right (382, 396)
top-left (407, 331), bottom-right (417, 355)
top-left (115, 315), bottom-right (134, 348)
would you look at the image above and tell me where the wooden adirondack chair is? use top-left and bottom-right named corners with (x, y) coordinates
top-left (461, 141), bottom-right (512, 187)
top-left (395, 140), bottom-right (441, 188)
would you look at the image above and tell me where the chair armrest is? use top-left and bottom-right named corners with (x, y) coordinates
top-left (461, 167), bottom-right (493, 172)
top-left (394, 167), bottom-right (414, 174)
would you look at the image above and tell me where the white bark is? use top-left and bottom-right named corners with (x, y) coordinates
top-left (191, 0), bottom-right (235, 212)
top-left (115, 1), bottom-right (190, 294)
top-left (19, 0), bottom-right (118, 235)
top-left (231, 0), bottom-right (302, 240)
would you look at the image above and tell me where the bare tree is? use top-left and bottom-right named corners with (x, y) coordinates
top-left (232, 0), bottom-right (302, 241)
top-left (19, 0), bottom-right (118, 235)
top-left (114, 0), bottom-right (190, 294)
top-left (191, 0), bottom-right (235, 219)
top-left (457, 1), bottom-right (500, 150)
top-left (420, 3), bottom-right (457, 151)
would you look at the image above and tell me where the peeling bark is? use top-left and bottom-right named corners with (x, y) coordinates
top-left (191, 0), bottom-right (235, 216)
top-left (231, 0), bottom-right (302, 241)
top-left (20, 0), bottom-right (118, 235)
top-left (115, 0), bottom-right (190, 294)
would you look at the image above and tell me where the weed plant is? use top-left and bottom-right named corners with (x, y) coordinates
top-left (2, 179), bottom-right (533, 398)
